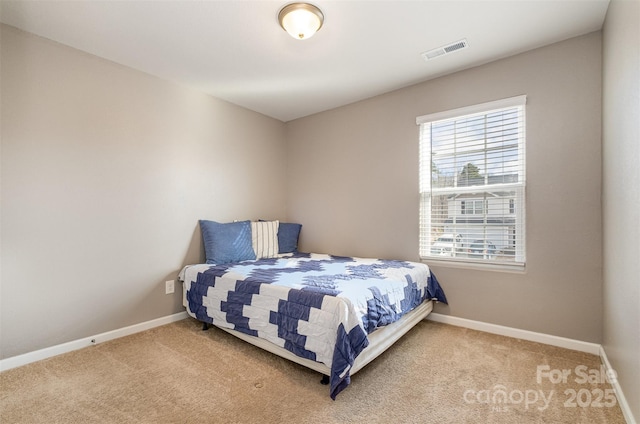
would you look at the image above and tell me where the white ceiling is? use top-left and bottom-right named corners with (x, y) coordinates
top-left (0, 0), bottom-right (610, 122)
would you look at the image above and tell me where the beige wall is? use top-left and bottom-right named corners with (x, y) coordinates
top-left (287, 32), bottom-right (603, 343)
top-left (602, 0), bottom-right (640, 420)
top-left (0, 25), bottom-right (287, 359)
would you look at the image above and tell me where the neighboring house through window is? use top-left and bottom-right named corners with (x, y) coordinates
top-left (417, 95), bottom-right (526, 268)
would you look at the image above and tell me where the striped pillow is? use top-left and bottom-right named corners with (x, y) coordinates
top-left (251, 220), bottom-right (280, 259)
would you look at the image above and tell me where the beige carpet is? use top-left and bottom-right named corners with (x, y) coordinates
top-left (0, 318), bottom-right (626, 423)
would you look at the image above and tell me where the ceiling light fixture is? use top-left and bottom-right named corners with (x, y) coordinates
top-left (278, 3), bottom-right (324, 40)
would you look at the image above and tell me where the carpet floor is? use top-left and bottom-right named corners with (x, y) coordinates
top-left (0, 318), bottom-right (626, 423)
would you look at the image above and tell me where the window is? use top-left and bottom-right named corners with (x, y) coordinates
top-left (461, 199), bottom-right (486, 215)
top-left (417, 95), bottom-right (526, 268)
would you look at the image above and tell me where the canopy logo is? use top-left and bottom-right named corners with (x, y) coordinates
top-left (463, 385), bottom-right (554, 411)
top-left (462, 364), bottom-right (619, 412)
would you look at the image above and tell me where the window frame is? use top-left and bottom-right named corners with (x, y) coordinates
top-left (416, 95), bottom-right (527, 271)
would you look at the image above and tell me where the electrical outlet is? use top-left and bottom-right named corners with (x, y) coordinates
top-left (165, 280), bottom-right (175, 294)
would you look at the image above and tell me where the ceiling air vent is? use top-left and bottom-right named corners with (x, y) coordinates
top-left (421, 39), bottom-right (468, 61)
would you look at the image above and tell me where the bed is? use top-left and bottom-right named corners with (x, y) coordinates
top-left (179, 220), bottom-right (447, 399)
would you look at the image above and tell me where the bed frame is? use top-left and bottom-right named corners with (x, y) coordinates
top-left (200, 299), bottom-right (434, 383)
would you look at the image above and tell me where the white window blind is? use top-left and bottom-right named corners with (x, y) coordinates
top-left (417, 96), bottom-right (526, 267)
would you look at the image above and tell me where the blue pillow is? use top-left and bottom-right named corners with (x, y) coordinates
top-left (278, 222), bottom-right (302, 253)
top-left (199, 220), bottom-right (256, 264)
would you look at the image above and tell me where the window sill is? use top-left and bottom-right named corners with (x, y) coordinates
top-left (420, 257), bottom-right (526, 273)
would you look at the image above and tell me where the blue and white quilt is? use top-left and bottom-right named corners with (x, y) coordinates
top-left (179, 252), bottom-right (447, 399)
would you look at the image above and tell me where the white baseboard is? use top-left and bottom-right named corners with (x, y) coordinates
top-left (599, 345), bottom-right (637, 424)
top-left (426, 313), bottom-right (636, 424)
top-left (426, 312), bottom-right (601, 354)
top-left (0, 311), bottom-right (188, 372)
